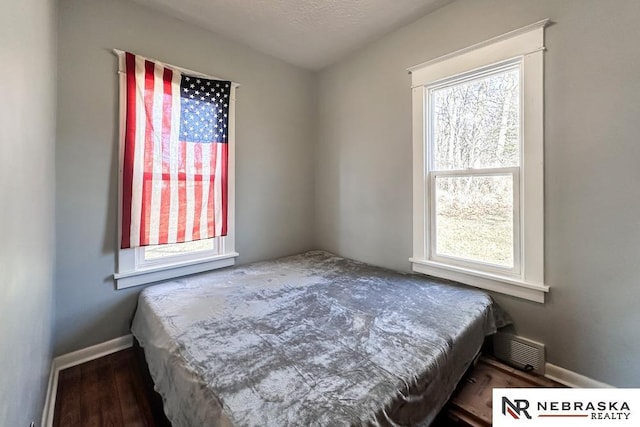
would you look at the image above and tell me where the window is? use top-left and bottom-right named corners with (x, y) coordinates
top-left (142, 239), bottom-right (219, 262)
top-left (430, 62), bottom-right (521, 274)
top-left (408, 20), bottom-right (549, 302)
top-left (113, 51), bottom-right (239, 289)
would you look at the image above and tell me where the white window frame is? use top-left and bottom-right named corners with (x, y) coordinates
top-left (112, 50), bottom-right (239, 289)
top-left (408, 20), bottom-right (549, 303)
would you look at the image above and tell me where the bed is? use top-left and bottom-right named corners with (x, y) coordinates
top-left (131, 251), bottom-right (506, 426)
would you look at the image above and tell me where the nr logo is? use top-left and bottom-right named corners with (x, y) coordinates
top-left (502, 397), bottom-right (532, 420)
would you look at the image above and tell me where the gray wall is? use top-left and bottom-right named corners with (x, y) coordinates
top-left (54, 0), bottom-right (640, 388)
top-left (0, 0), bottom-right (57, 424)
top-left (55, 0), bottom-right (316, 355)
top-left (316, 0), bottom-right (640, 387)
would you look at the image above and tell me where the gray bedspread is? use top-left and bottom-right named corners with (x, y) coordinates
top-left (131, 251), bottom-right (506, 427)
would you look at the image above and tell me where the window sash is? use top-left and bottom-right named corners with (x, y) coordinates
top-left (427, 59), bottom-right (521, 106)
top-left (428, 167), bottom-right (521, 276)
top-left (136, 236), bottom-right (226, 269)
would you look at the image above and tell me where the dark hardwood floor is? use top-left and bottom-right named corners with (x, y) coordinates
top-left (53, 348), bottom-right (170, 427)
top-left (52, 348), bottom-right (455, 427)
top-left (53, 349), bottom-right (558, 427)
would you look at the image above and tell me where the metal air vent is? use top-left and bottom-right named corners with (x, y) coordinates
top-left (493, 332), bottom-right (545, 375)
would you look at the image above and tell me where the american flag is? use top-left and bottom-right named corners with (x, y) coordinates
top-left (121, 52), bottom-right (231, 249)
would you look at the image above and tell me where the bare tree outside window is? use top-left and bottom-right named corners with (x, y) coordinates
top-left (430, 66), bottom-right (520, 267)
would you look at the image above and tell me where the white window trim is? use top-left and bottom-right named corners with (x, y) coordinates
top-left (408, 20), bottom-right (549, 303)
top-left (113, 50), bottom-right (239, 289)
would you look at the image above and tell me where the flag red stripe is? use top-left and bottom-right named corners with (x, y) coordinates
top-left (158, 67), bottom-right (173, 244)
top-left (176, 141), bottom-right (187, 242)
top-left (192, 143), bottom-right (203, 240)
top-left (121, 53), bottom-right (137, 249)
top-left (207, 144), bottom-right (217, 237)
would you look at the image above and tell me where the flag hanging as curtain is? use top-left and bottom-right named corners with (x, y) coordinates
top-left (121, 52), bottom-right (231, 249)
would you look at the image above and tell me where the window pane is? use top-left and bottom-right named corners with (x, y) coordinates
top-left (144, 238), bottom-right (215, 260)
top-left (435, 175), bottom-right (513, 267)
top-left (431, 66), bottom-right (520, 170)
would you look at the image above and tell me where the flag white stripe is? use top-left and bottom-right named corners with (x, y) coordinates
top-left (148, 62), bottom-right (164, 245)
top-left (214, 143), bottom-right (223, 235)
top-left (167, 70), bottom-right (181, 243)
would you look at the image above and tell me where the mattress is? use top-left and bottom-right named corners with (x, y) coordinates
top-left (131, 251), bottom-right (506, 426)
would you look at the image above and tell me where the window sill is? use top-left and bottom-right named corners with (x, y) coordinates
top-left (409, 258), bottom-right (548, 303)
top-left (114, 252), bottom-right (239, 289)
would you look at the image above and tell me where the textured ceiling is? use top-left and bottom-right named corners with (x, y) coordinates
top-left (131, 0), bottom-right (452, 70)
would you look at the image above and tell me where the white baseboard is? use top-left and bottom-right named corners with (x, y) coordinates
top-left (545, 362), bottom-right (613, 388)
top-left (53, 335), bottom-right (133, 371)
top-left (41, 335), bottom-right (133, 427)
